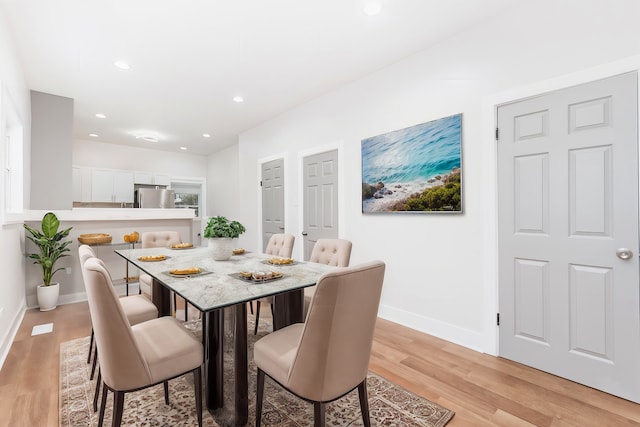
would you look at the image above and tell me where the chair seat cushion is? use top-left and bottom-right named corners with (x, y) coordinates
top-left (120, 295), bottom-right (158, 325)
top-left (254, 323), bottom-right (304, 386)
top-left (132, 316), bottom-right (203, 384)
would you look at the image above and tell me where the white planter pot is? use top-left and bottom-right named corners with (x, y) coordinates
top-left (37, 282), bottom-right (60, 311)
top-left (208, 238), bottom-right (236, 261)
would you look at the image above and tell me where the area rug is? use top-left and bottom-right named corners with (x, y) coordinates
top-left (60, 316), bottom-right (454, 426)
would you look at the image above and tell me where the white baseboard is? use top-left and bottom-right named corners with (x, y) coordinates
top-left (377, 303), bottom-right (486, 353)
top-left (25, 282), bottom-right (141, 309)
top-left (0, 302), bottom-right (26, 372)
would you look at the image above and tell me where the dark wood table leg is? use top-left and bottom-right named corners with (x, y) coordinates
top-left (151, 278), bottom-right (171, 316)
top-left (204, 310), bottom-right (224, 410)
top-left (234, 303), bottom-right (248, 425)
top-left (272, 289), bottom-right (304, 331)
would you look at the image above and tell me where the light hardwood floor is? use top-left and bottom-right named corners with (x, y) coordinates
top-left (1, 302), bottom-right (639, 426)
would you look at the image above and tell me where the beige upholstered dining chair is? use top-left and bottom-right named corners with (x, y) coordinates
top-left (303, 238), bottom-right (353, 315)
top-left (253, 233), bottom-right (295, 334)
top-left (83, 257), bottom-right (204, 427)
top-left (138, 231), bottom-right (182, 297)
top-left (79, 246), bottom-right (159, 366)
top-left (138, 231), bottom-right (191, 319)
top-left (253, 260), bottom-right (385, 427)
top-left (79, 244), bottom-right (159, 413)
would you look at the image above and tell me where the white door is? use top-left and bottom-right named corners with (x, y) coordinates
top-left (261, 158), bottom-right (285, 250)
top-left (498, 72), bottom-right (640, 402)
top-left (302, 150), bottom-right (339, 260)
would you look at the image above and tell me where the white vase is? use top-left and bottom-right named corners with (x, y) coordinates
top-left (208, 238), bottom-right (235, 261)
top-left (37, 282), bottom-right (60, 311)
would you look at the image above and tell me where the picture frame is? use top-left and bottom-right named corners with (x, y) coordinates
top-left (361, 113), bottom-right (462, 213)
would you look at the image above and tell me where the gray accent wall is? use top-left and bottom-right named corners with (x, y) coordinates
top-left (30, 90), bottom-right (73, 209)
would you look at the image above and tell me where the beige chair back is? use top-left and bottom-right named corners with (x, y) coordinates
top-left (286, 260), bottom-right (385, 402)
top-left (265, 233), bottom-right (295, 258)
top-left (141, 231), bottom-right (181, 248)
top-left (82, 257), bottom-right (152, 391)
top-left (309, 238), bottom-right (352, 267)
top-left (78, 244), bottom-right (97, 266)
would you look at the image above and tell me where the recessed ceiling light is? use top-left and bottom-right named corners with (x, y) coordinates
top-left (180, 146), bottom-right (188, 150)
top-left (95, 113), bottom-right (106, 119)
top-left (363, 1), bottom-right (382, 15)
top-left (233, 96), bottom-right (244, 103)
top-left (113, 60), bottom-right (131, 70)
top-left (89, 133), bottom-right (99, 137)
top-left (202, 133), bottom-right (211, 138)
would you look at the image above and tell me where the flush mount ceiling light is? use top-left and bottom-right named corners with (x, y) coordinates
top-left (233, 96), bottom-right (244, 103)
top-left (363, 0), bottom-right (382, 15)
top-left (113, 60), bottom-right (131, 70)
top-left (202, 133), bottom-right (211, 138)
top-left (135, 134), bottom-right (159, 143)
top-left (89, 133), bottom-right (99, 137)
top-left (180, 146), bottom-right (188, 150)
top-left (95, 113), bottom-right (106, 119)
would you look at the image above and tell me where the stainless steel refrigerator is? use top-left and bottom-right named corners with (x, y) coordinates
top-left (134, 188), bottom-right (175, 208)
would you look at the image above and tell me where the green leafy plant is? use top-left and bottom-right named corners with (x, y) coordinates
top-left (24, 212), bottom-right (73, 286)
top-left (203, 216), bottom-right (246, 239)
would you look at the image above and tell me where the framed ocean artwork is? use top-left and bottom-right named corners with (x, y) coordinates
top-left (361, 113), bottom-right (462, 213)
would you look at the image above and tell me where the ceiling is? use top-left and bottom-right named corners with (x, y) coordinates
top-left (0, 0), bottom-right (517, 156)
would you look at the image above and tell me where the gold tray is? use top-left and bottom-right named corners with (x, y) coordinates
top-left (78, 233), bottom-right (112, 244)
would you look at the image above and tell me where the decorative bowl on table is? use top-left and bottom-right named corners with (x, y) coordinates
top-left (78, 233), bottom-right (112, 244)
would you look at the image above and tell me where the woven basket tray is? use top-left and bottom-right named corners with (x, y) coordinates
top-left (78, 233), bottom-right (112, 244)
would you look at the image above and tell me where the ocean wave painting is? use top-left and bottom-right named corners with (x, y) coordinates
top-left (361, 113), bottom-right (462, 213)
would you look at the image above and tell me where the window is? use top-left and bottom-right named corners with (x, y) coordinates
top-left (171, 181), bottom-right (202, 218)
top-left (2, 87), bottom-right (23, 219)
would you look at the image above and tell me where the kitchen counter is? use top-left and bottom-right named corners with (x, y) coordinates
top-left (20, 207), bottom-right (195, 222)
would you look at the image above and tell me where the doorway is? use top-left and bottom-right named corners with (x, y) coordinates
top-left (261, 158), bottom-right (285, 250)
top-left (301, 149), bottom-right (339, 260)
top-left (497, 72), bottom-right (640, 402)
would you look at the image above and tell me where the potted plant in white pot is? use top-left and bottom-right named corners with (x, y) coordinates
top-left (24, 212), bottom-right (73, 311)
top-left (204, 215), bottom-right (246, 261)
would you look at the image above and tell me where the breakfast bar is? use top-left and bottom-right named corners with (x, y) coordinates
top-left (116, 246), bottom-right (333, 425)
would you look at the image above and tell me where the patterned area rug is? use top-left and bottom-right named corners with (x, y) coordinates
top-left (60, 315), bottom-right (454, 426)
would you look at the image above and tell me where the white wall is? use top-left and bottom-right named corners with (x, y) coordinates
top-left (231, 0), bottom-right (640, 353)
top-left (73, 138), bottom-right (208, 178)
top-left (0, 10), bottom-right (31, 368)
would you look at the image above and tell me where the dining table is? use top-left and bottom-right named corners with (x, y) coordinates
top-left (115, 245), bottom-right (333, 425)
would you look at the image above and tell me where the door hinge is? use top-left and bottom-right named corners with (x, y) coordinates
top-left (260, 180), bottom-right (262, 187)
top-left (496, 313), bottom-right (500, 326)
top-left (495, 127), bottom-right (499, 141)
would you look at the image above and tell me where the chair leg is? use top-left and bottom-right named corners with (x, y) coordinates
top-left (256, 369), bottom-right (265, 427)
top-left (184, 301), bottom-right (189, 322)
top-left (98, 383), bottom-right (108, 427)
top-left (93, 368), bottom-right (101, 412)
top-left (314, 401), bottom-right (326, 427)
top-left (194, 367), bottom-right (203, 427)
top-left (164, 381), bottom-right (170, 405)
top-left (254, 301), bottom-right (262, 335)
top-left (90, 347), bottom-right (98, 380)
top-left (112, 390), bottom-right (125, 427)
top-left (249, 301), bottom-right (254, 315)
top-left (357, 379), bottom-right (371, 427)
top-left (87, 329), bottom-right (94, 364)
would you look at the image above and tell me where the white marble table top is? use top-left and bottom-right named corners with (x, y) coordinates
top-left (115, 246), bottom-right (334, 312)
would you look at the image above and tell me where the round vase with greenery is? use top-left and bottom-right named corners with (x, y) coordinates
top-left (24, 212), bottom-right (73, 311)
top-left (204, 216), bottom-right (246, 261)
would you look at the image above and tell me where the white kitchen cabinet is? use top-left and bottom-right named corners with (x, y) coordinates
top-left (134, 171), bottom-right (154, 185)
top-left (72, 166), bottom-right (92, 202)
top-left (92, 168), bottom-right (134, 203)
top-left (134, 171), bottom-right (171, 186)
top-left (154, 173), bottom-right (171, 186)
